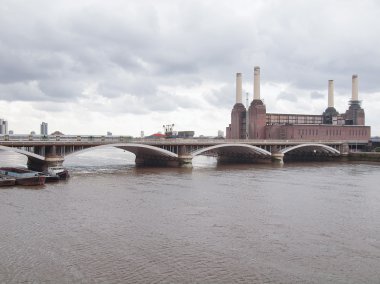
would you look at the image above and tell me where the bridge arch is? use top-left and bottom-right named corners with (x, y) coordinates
top-left (191, 144), bottom-right (272, 157)
top-left (66, 143), bottom-right (178, 159)
top-left (0, 145), bottom-right (45, 161)
top-left (280, 144), bottom-right (340, 155)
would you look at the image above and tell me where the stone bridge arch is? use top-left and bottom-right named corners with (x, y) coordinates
top-left (280, 144), bottom-right (340, 155)
top-left (191, 143), bottom-right (272, 163)
top-left (66, 143), bottom-right (179, 167)
top-left (0, 145), bottom-right (45, 161)
top-left (278, 143), bottom-right (340, 162)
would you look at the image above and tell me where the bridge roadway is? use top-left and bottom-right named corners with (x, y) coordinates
top-left (0, 134), bottom-right (362, 170)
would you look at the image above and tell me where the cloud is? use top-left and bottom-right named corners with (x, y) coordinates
top-left (310, 91), bottom-right (325, 100)
top-left (277, 92), bottom-right (298, 103)
top-left (1, 0), bottom-right (380, 135)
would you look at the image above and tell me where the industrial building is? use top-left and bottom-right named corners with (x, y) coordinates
top-left (226, 67), bottom-right (370, 144)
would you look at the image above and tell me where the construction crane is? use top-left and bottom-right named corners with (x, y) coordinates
top-left (163, 124), bottom-right (175, 137)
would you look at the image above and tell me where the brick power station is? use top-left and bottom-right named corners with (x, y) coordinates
top-left (226, 67), bottom-right (370, 141)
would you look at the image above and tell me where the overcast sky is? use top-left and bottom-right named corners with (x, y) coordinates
top-left (1, 0), bottom-right (379, 136)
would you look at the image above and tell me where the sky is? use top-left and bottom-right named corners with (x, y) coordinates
top-left (0, 0), bottom-right (380, 137)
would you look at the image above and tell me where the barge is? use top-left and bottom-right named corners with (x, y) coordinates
top-left (0, 174), bottom-right (16, 186)
top-left (0, 167), bottom-right (46, 186)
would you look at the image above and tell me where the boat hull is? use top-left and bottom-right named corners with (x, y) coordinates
top-left (45, 175), bottom-right (60, 183)
top-left (0, 176), bottom-right (16, 186)
top-left (0, 167), bottom-right (46, 186)
top-left (57, 170), bottom-right (70, 180)
top-left (15, 176), bottom-right (46, 186)
top-left (45, 167), bottom-right (70, 180)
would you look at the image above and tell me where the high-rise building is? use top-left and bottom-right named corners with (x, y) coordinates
top-left (0, 119), bottom-right (8, 134)
top-left (40, 122), bottom-right (48, 135)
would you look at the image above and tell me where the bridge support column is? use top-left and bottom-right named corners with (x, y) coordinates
top-left (178, 155), bottom-right (193, 167)
top-left (338, 143), bottom-right (350, 161)
top-left (178, 145), bottom-right (192, 167)
top-left (135, 154), bottom-right (192, 167)
top-left (27, 156), bottom-right (65, 172)
top-left (271, 152), bottom-right (284, 164)
top-left (135, 156), bottom-right (181, 167)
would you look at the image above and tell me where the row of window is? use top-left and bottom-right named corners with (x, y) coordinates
top-left (267, 114), bottom-right (323, 125)
top-left (349, 129), bottom-right (367, 136)
top-left (297, 128), bottom-right (368, 137)
top-left (298, 129), bottom-right (319, 136)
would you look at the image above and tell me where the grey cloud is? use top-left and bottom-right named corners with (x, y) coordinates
top-left (1, 0), bottom-right (380, 113)
top-left (277, 92), bottom-right (298, 103)
top-left (0, 81), bottom-right (46, 101)
top-left (204, 84), bottom-right (235, 108)
top-left (310, 91), bottom-right (325, 100)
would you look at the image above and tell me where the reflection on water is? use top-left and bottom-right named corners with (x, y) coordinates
top-left (0, 148), bottom-right (380, 283)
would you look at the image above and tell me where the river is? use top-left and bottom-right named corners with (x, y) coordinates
top-left (0, 147), bottom-right (379, 283)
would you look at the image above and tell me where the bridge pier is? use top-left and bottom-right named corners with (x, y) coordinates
top-left (217, 154), bottom-right (270, 164)
top-left (27, 156), bottom-right (65, 172)
top-left (135, 157), bottom-right (187, 167)
top-left (178, 155), bottom-right (193, 167)
top-left (271, 152), bottom-right (284, 164)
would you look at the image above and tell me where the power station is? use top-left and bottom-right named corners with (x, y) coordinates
top-left (226, 67), bottom-right (370, 144)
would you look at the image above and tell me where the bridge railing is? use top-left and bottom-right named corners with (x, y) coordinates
top-left (0, 134), bottom-right (370, 146)
top-left (0, 134), bottom-right (135, 143)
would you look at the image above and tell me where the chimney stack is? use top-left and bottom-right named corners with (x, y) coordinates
top-left (352, 74), bottom-right (359, 101)
top-left (328, 80), bottom-right (334, 108)
top-left (236, 73), bottom-right (242, 104)
top-left (253, 66), bottom-right (260, 100)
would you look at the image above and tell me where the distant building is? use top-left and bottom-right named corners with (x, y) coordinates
top-left (51, 131), bottom-right (64, 136)
top-left (30, 131), bottom-right (36, 135)
top-left (217, 130), bottom-right (224, 138)
top-left (226, 67), bottom-right (370, 143)
top-left (0, 118), bottom-right (8, 134)
top-left (141, 131), bottom-right (145, 138)
top-left (40, 122), bottom-right (48, 135)
top-left (8, 130), bottom-right (14, 135)
top-left (107, 131), bottom-right (112, 136)
top-left (177, 131), bottom-right (195, 138)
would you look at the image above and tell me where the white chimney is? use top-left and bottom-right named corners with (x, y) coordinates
top-left (254, 66), bottom-right (260, 100)
top-left (236, 73), bottom-right (242, 104)
top-left (352, 74), bottom-right (358, 101)
top-left (328, 80), bottom-right (334, 108)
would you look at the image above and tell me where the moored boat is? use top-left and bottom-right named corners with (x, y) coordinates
top-left (45, 166), bottom-right (70, 180)
top-left (0, 167), bottom-right (46, 186)
top-left (0, 174), bottom-right (16, 186)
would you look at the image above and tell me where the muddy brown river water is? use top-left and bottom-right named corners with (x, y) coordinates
top-left (0, 148), bottom-right (379, 283)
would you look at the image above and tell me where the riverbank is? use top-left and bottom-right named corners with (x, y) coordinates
top-left (348, 152), bottom-right (380, 162)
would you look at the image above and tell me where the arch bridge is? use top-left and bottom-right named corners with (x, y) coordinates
top-left (0, 135), bottom-right (352, 170)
